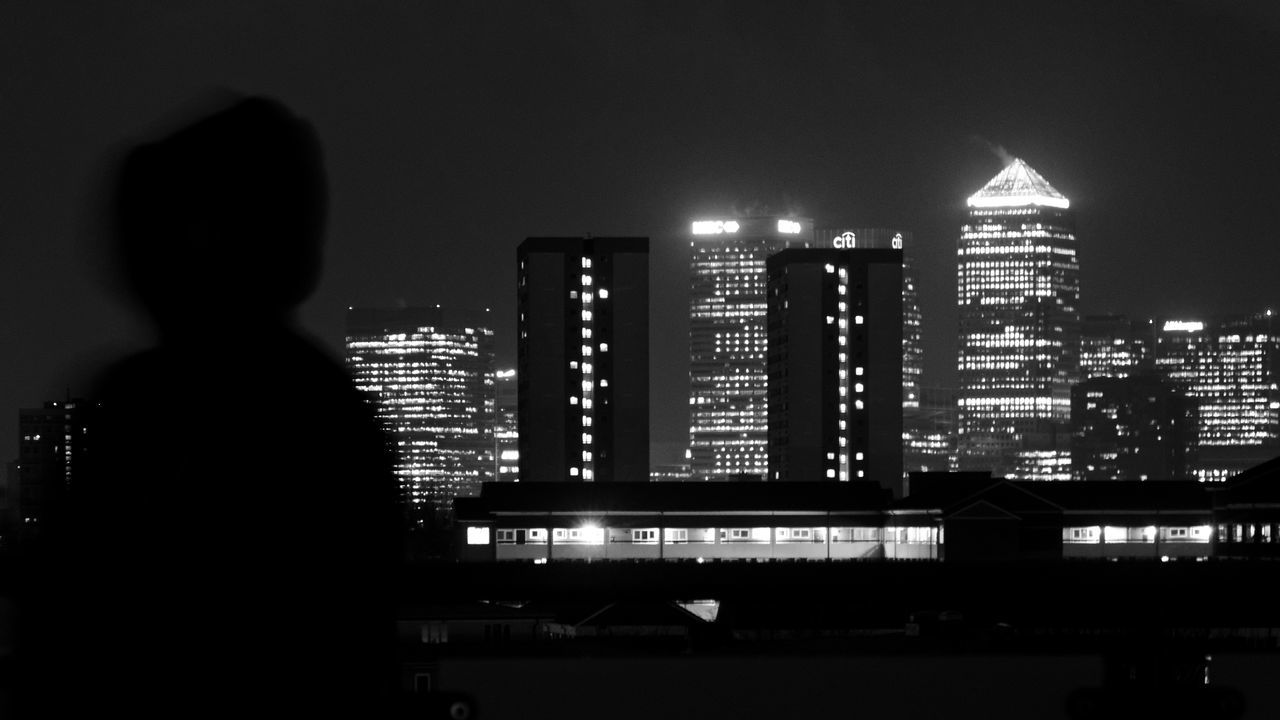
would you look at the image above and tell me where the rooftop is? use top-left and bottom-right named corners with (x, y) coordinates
top-left (967, 158), bottom-right (1069, 210)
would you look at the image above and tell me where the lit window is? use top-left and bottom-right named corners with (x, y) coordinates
top-left (466, 527), bottom-right (490, 545)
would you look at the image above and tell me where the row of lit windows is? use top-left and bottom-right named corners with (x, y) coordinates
top-left (467, 525), bottom-right (922, 546)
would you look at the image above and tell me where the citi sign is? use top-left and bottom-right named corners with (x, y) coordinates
top-left (832, 232), bottom-right (857, 249)
top-left (831, 232), bottom-right (903, 250)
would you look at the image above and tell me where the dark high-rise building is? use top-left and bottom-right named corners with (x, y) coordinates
top-left (1154, 312), bottom-right (1280, 481)
top-left (1080, 314), bottom-right (1155, 381)
top-left (1, 460), bottom-right (16, 539)
top-left (517, 237), bottom-right (648, 483)
top-left (345, 307), bottom-right (495, 513)
top-left (14, 398), bottom-right (96, 531)
top-left (815, 228), bottom-right (923, 409)
top-left (494, 368), bottom-right (519, 481)
top-left (688, 216), bottom-right (814, 480)
top-left (956, 159), bottom-right (1079, 479)
top-left (1071, 372), bottom-right (1198, 481)
top-left (766, 247), bottom-right (904, 495)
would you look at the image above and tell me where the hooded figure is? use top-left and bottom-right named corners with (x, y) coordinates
top-left (17, 96), bottom-right (403, 719)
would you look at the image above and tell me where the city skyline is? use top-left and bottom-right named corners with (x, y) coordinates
top-left (8, 7), bottom-right (1280, 716)
top-left (4, 2), bottom-right (1280, 466)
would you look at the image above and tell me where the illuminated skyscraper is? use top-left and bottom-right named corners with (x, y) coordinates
top-left (1154, 313), bottom-right (1280, 481)
top-left (766, 247), bottom-right (904, 494)
top-left (345, 307), bottom-right (495, 514)
top-left (815, 228), bottom-right (922, 408)
top-left (956, 159), bottom-right (1079, 479)
top-left (517, 237), bottom-right (648, 483)
top-left (688, 216), bottom-right (813, 481)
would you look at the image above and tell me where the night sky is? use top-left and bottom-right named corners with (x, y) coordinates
top-left (3, 1), bottom-right (1278, 464)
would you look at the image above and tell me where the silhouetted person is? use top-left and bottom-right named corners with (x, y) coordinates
top-left (17, 97), bottom-right (403, 718)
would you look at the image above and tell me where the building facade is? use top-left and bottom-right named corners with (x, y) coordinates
top-left (494, 368), bottom-right (519, 481)
top-left (517, 237), bottom-right (648, 483)
top-left (765, 247), bottom-right (904, 494)
top-left (345, 307), bottom-right (496, 514)
top-left (13, 398), bottom-right (96, 534)
top-left (1154, 313), bottom-right (1280, 481)
top-left (956, 159), bottom-right (1079, 479)
top-left (688, 217), bottom-right (813, 480)
top-left (1080, 314), bottom-right (1155, 381)
top-left (815, 228), bottom-right (923, 409)
top-left (1071, 372), bottom-right (1197, 481)
top-left (454, 475), bottom-right (1264, 564)
top-left (903, 386), bottom-right (958, 479)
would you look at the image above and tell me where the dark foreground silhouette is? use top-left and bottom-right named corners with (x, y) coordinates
top-left (16, 97), bottom-right (403, 718)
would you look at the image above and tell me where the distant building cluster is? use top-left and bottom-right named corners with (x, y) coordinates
top-left (8, 157), bottom-right (1280, 544)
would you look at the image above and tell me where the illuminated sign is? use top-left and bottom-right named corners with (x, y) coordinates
top-left (777, 219), bottom-right (802, 234)
top-left (1162, 320), bottom-right (1204, 333)
top-left (692, 220), bottom-right (740, 235)
top-left (967, 194), bottom-right (1070, 210)
top-left (832, 232), bottom-right (856, 249)
top-left (892, 233), bottom-right (903, 249)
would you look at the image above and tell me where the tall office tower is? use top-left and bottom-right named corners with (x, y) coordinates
top-left (1154, 313), bottom-right (1280, 481)
top-left (816, 228), bottom-right (923, 408)
top-left (345, 307), bottom-right (495, 515)
top-left (1080, 314), bottom-right (1155, 380)
top-left (766, 247), bottom-right (904, 494)
top-left (493, 368), bottom-right (519, 481)
top-left (518, 237), bottom-right (648, 483)
top-left (1071, 372), bottom-right (1197, 481)
top-left (689, 216), bottom-right (814, 481)
top-left (957, 159), bottom-right (1080, 479)
top-left (14, 398), bottom-right (96, 532)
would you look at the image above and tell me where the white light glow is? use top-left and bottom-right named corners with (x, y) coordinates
top-left (966, 194), bottom-right (1070, 209)
top-left (466, 527), bottom-right (491, 545)
top-left (1162, 320), bottom-right (1204, 333)
top-left (578, 524), bottom-right (604, 545)
top-left (692, 220), bottom-right (740, 235)
top-left (777, 219), bottom-right (802, 234)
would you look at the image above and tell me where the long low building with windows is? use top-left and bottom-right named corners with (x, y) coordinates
top-left (454, 464), bottom-right (1280, 563)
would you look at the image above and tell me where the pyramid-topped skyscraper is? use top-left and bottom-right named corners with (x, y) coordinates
top-left (967, 158), bottom-right (1070, 209)
top-left (956, 158), bottom-right (1079, 479)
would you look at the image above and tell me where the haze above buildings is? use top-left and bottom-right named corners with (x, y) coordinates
top-left (3, 1), bottom-right (1279, 463)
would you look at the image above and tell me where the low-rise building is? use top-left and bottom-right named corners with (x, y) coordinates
top-left (455, 463), bottom-right (1280, 563)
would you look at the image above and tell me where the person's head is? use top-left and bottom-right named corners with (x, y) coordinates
top-left (113, 96), bottom-right (327, 335)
